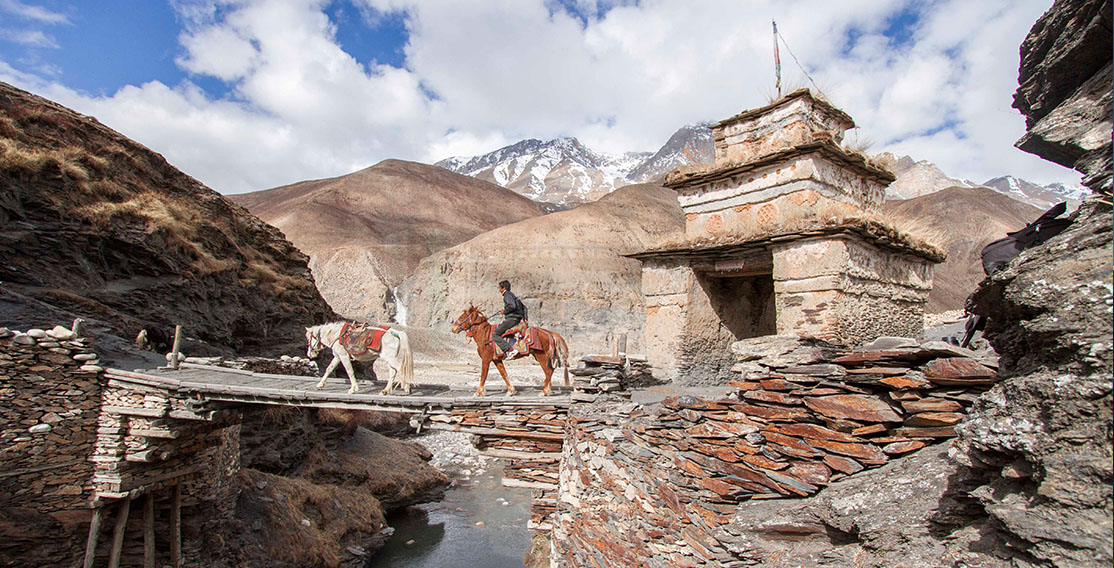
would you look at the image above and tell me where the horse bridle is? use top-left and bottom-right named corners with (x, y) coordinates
top-left (307, 329), bottom-right (326, 356)
top-left (453, 309), bottom-right (485, 337)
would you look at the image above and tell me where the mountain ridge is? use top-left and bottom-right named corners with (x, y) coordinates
top-left (439, 126), bottom-right (1085, 210)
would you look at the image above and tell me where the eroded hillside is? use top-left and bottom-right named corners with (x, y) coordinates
top-left (231, 159), bottom-right (543, 323)
top-left (0, 81), bottom-right (336, 354)
top-left (401, 183), bottom-right (685, 356)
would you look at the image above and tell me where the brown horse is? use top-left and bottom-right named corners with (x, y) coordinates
top-left (451, 305), bottom-right (570, 396)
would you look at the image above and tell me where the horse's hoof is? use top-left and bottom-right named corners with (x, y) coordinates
top-left (380, 388), bottom-right (391, 396)
top-left (506, 388), bottom-right (516, 397)
top-left (542, 389), bottom-right (551, 397)
top-left (474, 390), bottom-right (484, 397)
top-left (348, 387), bottom-right (358, 394)
top-left (404, 386), bottom-right (412, 394)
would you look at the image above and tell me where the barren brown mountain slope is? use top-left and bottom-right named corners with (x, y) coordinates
top-left (0, 81), bottom-right (336, 354)
top-left (401, 183), bottom-right (684, 357)
top-left (884, 185), bottom-right (1041, 311)
top-left (231, 160), bottom-right (543, 322)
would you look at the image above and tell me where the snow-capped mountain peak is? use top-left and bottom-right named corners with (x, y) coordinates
top-left (981, 175), bottom-right (1088, 209)
top-left (435, 127), bottom-right (712, 206)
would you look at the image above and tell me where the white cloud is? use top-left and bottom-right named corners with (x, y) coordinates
top-left (0, 28), bottom-right (58, 48)
top-left (0, 0), bottom-right (70, 25)
top-left (0, 0), bottom-right (1080, 193)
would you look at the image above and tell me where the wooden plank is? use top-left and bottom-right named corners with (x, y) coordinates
top-left (170, 325), bottom-right (182, 369)
top-left (479, 448), bottom-right (563, 460)
top-left (501, 478), bottom-right (557, 490)
top-left (82, 505), bottom-right (105, 568)
top-left (170, 484), bottom-right (182, 568)
top-left (108, 497), bottom-right (131, 568)
top-left (102, 405), bottom-right (166, 418)
top-left (144, 493), bottom-right (156, 568)
top-left (425, 423), bottom-right (566, 441)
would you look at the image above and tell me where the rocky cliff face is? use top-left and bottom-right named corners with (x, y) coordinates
top-left (953, 3), bottom-right (1113, 562)
top-left (0, 82), bottom-right (336, 354)
top-left (401, 183), bottom-right (684, 356)
top-left (1013, 0), bottom-right (1112, 195)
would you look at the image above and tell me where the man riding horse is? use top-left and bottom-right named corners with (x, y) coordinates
top-left (494, 279), bottom-right (527, 358)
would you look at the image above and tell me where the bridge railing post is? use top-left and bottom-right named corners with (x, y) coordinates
top-left (170, 325), bottom-right (182, 369)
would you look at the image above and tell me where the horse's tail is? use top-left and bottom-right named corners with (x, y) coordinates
top-left (552, 332), bottom-right (570, 387)
top-left (394, 329), bottom-right (414, 387)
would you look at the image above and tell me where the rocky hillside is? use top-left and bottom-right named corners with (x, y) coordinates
top-left (875, 152), bottom-right (978, 199)
top-left (883, 186), bottom-right (1040, 312)
top-left (230, 160), bottom-right (543, 323)
top-left (400, 183), bottom-right (685, 356)
top-left (0, 81), bottom-right (336, 354)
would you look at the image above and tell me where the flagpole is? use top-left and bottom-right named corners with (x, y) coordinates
top-left (773, 20), bottom-right (782, 99)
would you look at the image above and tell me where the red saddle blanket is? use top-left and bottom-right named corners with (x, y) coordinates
top-left (340, 322), bottom-right (389, 356)
top-left (493, 325), bottom-right (541, 356)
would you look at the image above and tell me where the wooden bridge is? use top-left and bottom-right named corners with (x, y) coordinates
top-left (81, 361), bottom-right (581, 566)
top-left (104, 361), bottom-right (572, 415)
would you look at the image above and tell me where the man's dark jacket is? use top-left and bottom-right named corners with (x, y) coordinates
top-left (503, 291), bottom-right (528, 321)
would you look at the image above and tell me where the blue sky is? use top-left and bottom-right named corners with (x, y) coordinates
top-left (0, 0), bottom-right (1074, 194)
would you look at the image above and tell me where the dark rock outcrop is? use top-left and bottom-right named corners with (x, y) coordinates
top-left (1013, 0), bottom-right (1113, 195)
top-left (194, 407), bottom-right (449, 567)
top-left (960, 201), bottom-right (1112, 566)
top-left (0, 81), bottom-right (337, 355)
top-left (954, 0), bottom-right (1114, 565)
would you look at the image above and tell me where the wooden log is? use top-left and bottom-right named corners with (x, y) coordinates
top-left (108, 497), bottom-right (131, 568)
top-left (82, 505), bottom-right (105, 568)
top-left (144, 493), bottom-right (155, 568)
top-left (170, 325), bottom-right (182, 369)
top-left (170, 484), bottom-right (182, 568)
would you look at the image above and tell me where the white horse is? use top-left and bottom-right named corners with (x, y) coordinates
top-left (305, 322), bottom-right (414, 395)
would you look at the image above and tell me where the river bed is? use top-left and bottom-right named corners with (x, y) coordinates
top-left (367, 431), bottom-right (535, 568)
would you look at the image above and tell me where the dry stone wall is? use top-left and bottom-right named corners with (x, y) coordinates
top-left (0, 324), bottom-right (104, 567)
top-left (551, 336), bottom-right (999, 567)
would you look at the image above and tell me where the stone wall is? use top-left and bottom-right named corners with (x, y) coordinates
top-left (773, 237), bottom-right (932, 344)
top-left (551, 337), bottom-right (998, 567)
top-left (714, 90), bottom-right (853, 167)
top-left (0, 324), bottom-right (104, 567)
top-left (677, 158), bottom-right (884, 241)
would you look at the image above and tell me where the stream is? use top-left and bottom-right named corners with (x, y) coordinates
top-left (366, 433), bottom-right (535, 568)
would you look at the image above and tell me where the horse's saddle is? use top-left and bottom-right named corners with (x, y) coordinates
top-left (494, 321), bottom-right (540, 358)
top-left (340, 322), bottom-right (390, 356)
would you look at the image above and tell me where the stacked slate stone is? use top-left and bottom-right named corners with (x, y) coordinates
top-left (425, 401), bottom-right (569, 530)
top-left (570, 355), bottom-right (628, 395)
top-left (0, 325), bottom-right (102, 510)
top-left (93, 384), bottom-right (241, 499)
top-left (552, 336), bottom-right (1001, 567)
